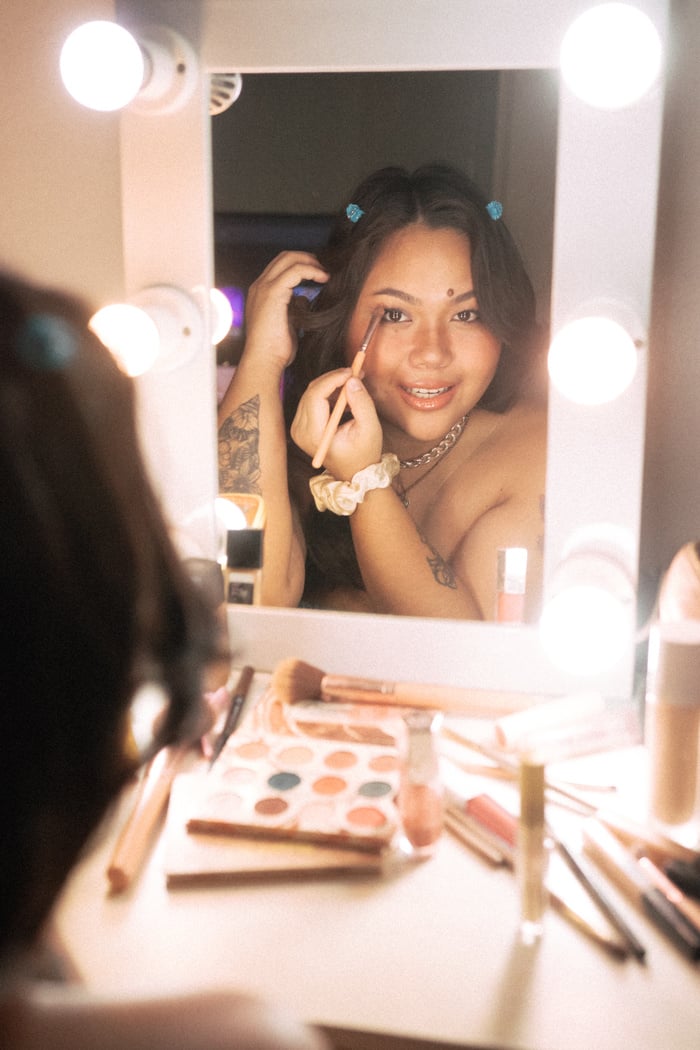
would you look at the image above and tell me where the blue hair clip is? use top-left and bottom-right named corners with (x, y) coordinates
top-left (486, 200), bottom-right (503, 221)
top-left (346, 203), bottom-right (365, 223)
top-left (15, 314), bottom-right (78, 370)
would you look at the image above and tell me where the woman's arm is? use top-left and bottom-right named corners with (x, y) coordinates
top-left (217, 253), bottom-right (328, 607)
top-left (293, 376), bottom-right (545, 621)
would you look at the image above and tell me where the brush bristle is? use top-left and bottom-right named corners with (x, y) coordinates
top-left (271, 658), bottom-right (326, 703)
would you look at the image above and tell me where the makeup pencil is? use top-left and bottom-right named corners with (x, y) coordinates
top-left (311, 308), bottom-right (383, 468)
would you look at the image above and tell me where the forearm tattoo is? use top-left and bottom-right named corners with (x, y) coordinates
top-left (417, 526), bottom-right (457, 590)
top-left (218, 394), bottom-right (262, 493)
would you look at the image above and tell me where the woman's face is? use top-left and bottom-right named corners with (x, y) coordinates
top-left (346, 223), bottom-right (501, 449)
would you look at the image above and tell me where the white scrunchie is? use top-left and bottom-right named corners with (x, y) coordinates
top-left (309, 453), bottom-right (400, 516)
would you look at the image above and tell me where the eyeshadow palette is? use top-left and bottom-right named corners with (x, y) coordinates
top-left (186, 729), bottom-right (401, 852)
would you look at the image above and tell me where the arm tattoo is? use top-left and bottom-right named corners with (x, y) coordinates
top-left (417, 526), bottom-right (457, 590)
top-left (218, 394), bottom-right (262, 493)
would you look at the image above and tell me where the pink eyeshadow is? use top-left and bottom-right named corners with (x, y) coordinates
top-left (324, 749), bottom-right (358, 770)
top-left (312, 775), bottom-right (347, 796)
top-left (221, 766), bottom-right (257, 785)
top-left (369, 754), bottom-right (399, 772)
top-left (276, 745), bottom-right (315, 765)
top-left (346, 805), bottom-right (387, 828)
top-left (235, 740), bottom-right (268, 759)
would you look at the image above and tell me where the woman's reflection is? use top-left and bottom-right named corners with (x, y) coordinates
top-left (218, 164), bottom-right (546, 620)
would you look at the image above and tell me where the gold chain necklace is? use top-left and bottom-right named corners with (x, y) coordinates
top-left (394, 411), bottom-right (471, 508)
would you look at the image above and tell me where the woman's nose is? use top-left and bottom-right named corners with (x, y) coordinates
top-left (409, 322), bottom-right (452, 367)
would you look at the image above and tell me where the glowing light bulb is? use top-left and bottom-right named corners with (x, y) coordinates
top-left (540, 526), bottom-right (636, 676)
top-left (560, 3), bottom-right (663, 109)
top-left (89, 303), bottom-right (159, 376)
top-left (60, 21), bottom-right (144, 112)
top-left (548, 314), bottom-right (639, 405)
top-left (210, 288), bottom-right (234, 344)
top-left (540, 583), bottom-right (632, 676)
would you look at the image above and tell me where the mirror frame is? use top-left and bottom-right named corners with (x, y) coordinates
top-left (116, 0), bottom-right (668, 697)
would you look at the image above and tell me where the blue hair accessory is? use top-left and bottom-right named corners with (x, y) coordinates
top-left (15, 314), bottom-right (78, 370)
top-left (486, 200), bottom-right (503, 220)
top-left (346, 203), bottom-right (365, 223)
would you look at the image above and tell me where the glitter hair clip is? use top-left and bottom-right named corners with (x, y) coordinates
top-left (346, 203), bottom-right (365, 223)
top-left (486, 200), bottom-right (503, 220)
top-left (15, 314), bottom-right (78, 370)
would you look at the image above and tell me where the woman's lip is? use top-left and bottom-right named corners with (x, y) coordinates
top-left (399, 384), bottom-right (455, 411)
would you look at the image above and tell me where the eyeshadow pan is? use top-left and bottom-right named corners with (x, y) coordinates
top-left (346, 805), bottom-right (388, 828)
top-left (276, 745), bottom-right (315, 765)
top-left (312, 775), bottom-right (347, 796)
top-left (358, 780), bottom-right (393, 798)
top-left (324, 749), bottom-right (358, 770)
top-left (235, 740), bottom-right (269, 760)
top-left (369, 754), bottom-right (399, 772)
top-left (255, 796), bottom-right (288, 816)
top-left (267, 771), bottom-right (301, 791)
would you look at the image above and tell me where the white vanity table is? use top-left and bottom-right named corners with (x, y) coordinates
top-left (53, 671), bottom-right (700, 1050)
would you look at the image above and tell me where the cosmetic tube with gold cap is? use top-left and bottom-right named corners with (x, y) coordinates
top-left (517, 754), bottom-right (549, 944)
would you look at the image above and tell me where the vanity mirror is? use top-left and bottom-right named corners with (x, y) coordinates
top-left (114, 0), bottom-right (668, 698)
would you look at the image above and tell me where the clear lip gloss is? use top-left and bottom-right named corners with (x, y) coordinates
top-left (399, 710), bottom-right (444, 858)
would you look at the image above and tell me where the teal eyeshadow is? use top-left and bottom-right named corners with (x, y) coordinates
top-left (267, 771), bottom-right (302, 791)
top-left (358, 780), bottom-right (393, 798)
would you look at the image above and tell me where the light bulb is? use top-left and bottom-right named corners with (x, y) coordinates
top-left (540, 582), bottom-right (632, 676)
top-left (540, 526), bottom-right (636, 676)
top-left (60, 21), bottom-right (144, 112)
top-left (560, 3), bottom-right (663, 110)
top-left (548, 314), bottom-right (639, 405)
top-left (210, 288), bottom-right (234, 344)
top-left (89, 303), bottom-right (159, 376)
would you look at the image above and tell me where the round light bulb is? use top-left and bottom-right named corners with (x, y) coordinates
top-left (89, 303), bottom-right (159, 376)
top-left (210, 288), bottom-right (234, 344)
top-left (548, 315), bottom-right (638, 405)
top-left (540, 582), bottom-right (632, 676)
top-left (560, 3), bottom-right (663, 109)
top-left (60, 21), bottom-right (145, 112)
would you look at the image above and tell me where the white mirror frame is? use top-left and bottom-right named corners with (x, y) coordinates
top-left (116, 0), bottom-right (668, 697)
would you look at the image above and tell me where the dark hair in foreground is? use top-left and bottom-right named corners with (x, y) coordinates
top-left (283, 164), bottom-right (543, 604)
top-left (0, 272), bottom-right (220, 963)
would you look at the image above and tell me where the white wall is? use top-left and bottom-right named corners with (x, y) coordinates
top-left (0, 0), bottom-right (124, 303)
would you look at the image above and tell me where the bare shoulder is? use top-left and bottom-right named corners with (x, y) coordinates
top-left (487, 399), bottom-right (547, 458)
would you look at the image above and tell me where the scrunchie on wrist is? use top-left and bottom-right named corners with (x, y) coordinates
top-left (309, 453), bottom-right (400, 516)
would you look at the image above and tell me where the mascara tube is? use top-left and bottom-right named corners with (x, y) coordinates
top-left (517, 755), bottom-right (549, 944)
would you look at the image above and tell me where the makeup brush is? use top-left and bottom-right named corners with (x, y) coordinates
top-left (311, 307), bottom-right (383, 469)
top-left (271, 658), bottom-right (538, 718)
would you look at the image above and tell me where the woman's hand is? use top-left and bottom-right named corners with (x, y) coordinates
top-left (243, 251), bottom-right (328, 371)
top-left (291, 372), bottom-right (383, 479)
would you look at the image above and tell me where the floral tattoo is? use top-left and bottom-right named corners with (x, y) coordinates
top-left (417, 526), bottom-right (457, 590)
top-left (218, 394), bottom-right (262, 493)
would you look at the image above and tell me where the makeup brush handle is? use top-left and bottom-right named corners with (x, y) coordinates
top-left (106, 744), bottom-right (187, 893)
top-left (311, 350), bottom-right (366, 469)
top-left (320, 677), bottom-right (533, 717)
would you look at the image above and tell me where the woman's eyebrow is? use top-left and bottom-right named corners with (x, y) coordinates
top-left (371, 287), bottom-right (477, 304)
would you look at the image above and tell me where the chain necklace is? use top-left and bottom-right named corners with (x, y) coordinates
top-left (394, 411), bottom-right (471, 508)
top-left (398, 411), bottom-right (472, 469)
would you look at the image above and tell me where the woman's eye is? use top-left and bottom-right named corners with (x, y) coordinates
top-left (454, 308), bottom-right (480, 323)
top-left (381, 307), bottom-right (409, 324)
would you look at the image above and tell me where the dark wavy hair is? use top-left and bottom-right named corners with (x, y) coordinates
top-left (0, 272), bottom-right (221, 961)
top-left (283, 164), bottom-right (543, 606)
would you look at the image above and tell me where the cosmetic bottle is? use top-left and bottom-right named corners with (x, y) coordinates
top-left (399, 710), bottom-right (444, 858)
top-left (495, 547), bottom-right (528, 623)
top-left (225, 528), bottom-right (263, 605)
top-left (644, 621), bottom-right (700, 839)
top-left (517, 755), bottom-right (549, 944)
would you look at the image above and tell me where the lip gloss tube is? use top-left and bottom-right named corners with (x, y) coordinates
top-left (517, 755), bottom-right (548, 944)
top-left (399, 710), bottom-right (444, 858)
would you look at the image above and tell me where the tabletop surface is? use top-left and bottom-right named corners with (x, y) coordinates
top-left (53, 678), bottom-right (700, 1050)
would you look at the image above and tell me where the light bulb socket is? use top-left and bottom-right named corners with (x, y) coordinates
top-left (128, 25), bottom-right (199, 116)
